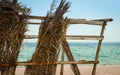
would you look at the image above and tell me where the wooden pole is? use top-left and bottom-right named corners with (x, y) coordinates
top-left (27, 15), bottom-right (113, 22)
top-left (24, 35), bottom-right (104, 40)
top-left (60, 47), bottom-right (65, 75)
top-left (92, 22), bottom-right (106, 75)
top-left (26, 15), bottom-right (112, 25)
top-left (0, 60), bottom-right (98, 67)
top-left (92, 18), bottom-right (113, 22)
top-left (62, 39), bottom-right (81, 75)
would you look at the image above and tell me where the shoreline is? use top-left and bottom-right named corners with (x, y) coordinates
top-left (15, 65), bottom-right (120, 75)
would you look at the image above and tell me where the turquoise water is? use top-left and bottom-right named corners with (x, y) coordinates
top-left (18, 42), bottom-right (120, 65)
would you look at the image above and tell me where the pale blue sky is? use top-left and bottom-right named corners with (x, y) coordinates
top-left (19, 0), bottom-right (120, 42)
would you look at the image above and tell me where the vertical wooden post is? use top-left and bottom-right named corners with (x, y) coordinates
top-left (92, 21), bottom-right (106, 75)
top-left (60, 47), bottom-right (65, 75)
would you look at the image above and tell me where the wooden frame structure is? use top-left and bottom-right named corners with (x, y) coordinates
top-left (0, 14), bottom-right (113, 75)
top-left (25, 16), bottom-right (113, 75)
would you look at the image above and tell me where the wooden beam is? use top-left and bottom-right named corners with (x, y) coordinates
top-left (28, 22), bottom-right (41, 25)
top-left (0, 60), bottom-right (99, 66)
top-left (28, 15), bottom-right (45, 20)
top-left (27, 20), bottom-right (104, 26)
top-left (28, 19), bottom-right (114, 25)
top-left (26, 15), bottom-right (113, 25)
top-left (66, 35), bottom-right (104, 40)
top-left (28, 15), bottom-right (113, 22)
top-left (25, 35), bottom-right (37, 39)
top-left (69, 19), bottom-right (104, 25)
top-left (24, 35), bottom-right (104, 40)
top-left (92, 18), bottom-right (113, 22)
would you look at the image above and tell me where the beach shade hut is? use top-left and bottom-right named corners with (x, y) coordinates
top-left (0, 0), bottom-right (30, 75)
top-left (24, 12), bottom-right (113, 75)
top-left (25, 17), bottom-right (113, 75)
top-left (0, 0), bottom-right (113, 75)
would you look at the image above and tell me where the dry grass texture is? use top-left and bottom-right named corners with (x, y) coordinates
top-left (0, 2), bottom-right (30, 75)
top-left (24, 0), bottom-right (70, 75)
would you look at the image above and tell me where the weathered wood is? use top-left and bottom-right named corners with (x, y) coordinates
top-left (66, 35), bottom-right (104, 40)
top-left (92, 18), bottom-right (113, 22)
top-left (27, 19), bottom-right (104, 25)
top-left (62, 39), bottom-right (81, 75)
top-left (69, 19), bottom-right (104, 25)
top-left (92, 22), bottom-right (106, 75)
top-left (60, 48), bottom-right (65, 75)
top-left (27, 15), bottom-right (112, 25)
top-left (28, 22), bottom-right (41, 25)
top-left (24, 35), bottom-right (37, 39)
top-left (0, 60), bottom-right (98, 66)
top-left (28, 15), bottom-right (113, 22)
top-left (25, 35), bottom-right (104, 40)
top-left (28, 15), bottom-right (45, 20)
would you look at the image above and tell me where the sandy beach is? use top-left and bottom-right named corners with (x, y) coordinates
top-left (15, 65), bottom-right (120, 75)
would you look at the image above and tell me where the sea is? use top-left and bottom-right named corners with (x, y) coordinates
top-left (18, 42), bottom-right (120, 65)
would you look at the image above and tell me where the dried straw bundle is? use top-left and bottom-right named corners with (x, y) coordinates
top-left (0, 2), bottom-right (30, 75)
top-left (24, 0), bottom-right (70, 75)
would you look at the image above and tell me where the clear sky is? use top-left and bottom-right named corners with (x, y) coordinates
top-left (19, 0), bottom-right (120, 42)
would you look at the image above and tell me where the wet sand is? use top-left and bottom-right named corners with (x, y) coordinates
top-left (15, 65), bottom-right (120, 75)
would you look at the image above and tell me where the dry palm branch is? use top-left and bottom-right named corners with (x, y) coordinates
top-left (24, 0), bottom-right (70, 75)
top-left (0, 1), bottom-right (30, 75)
